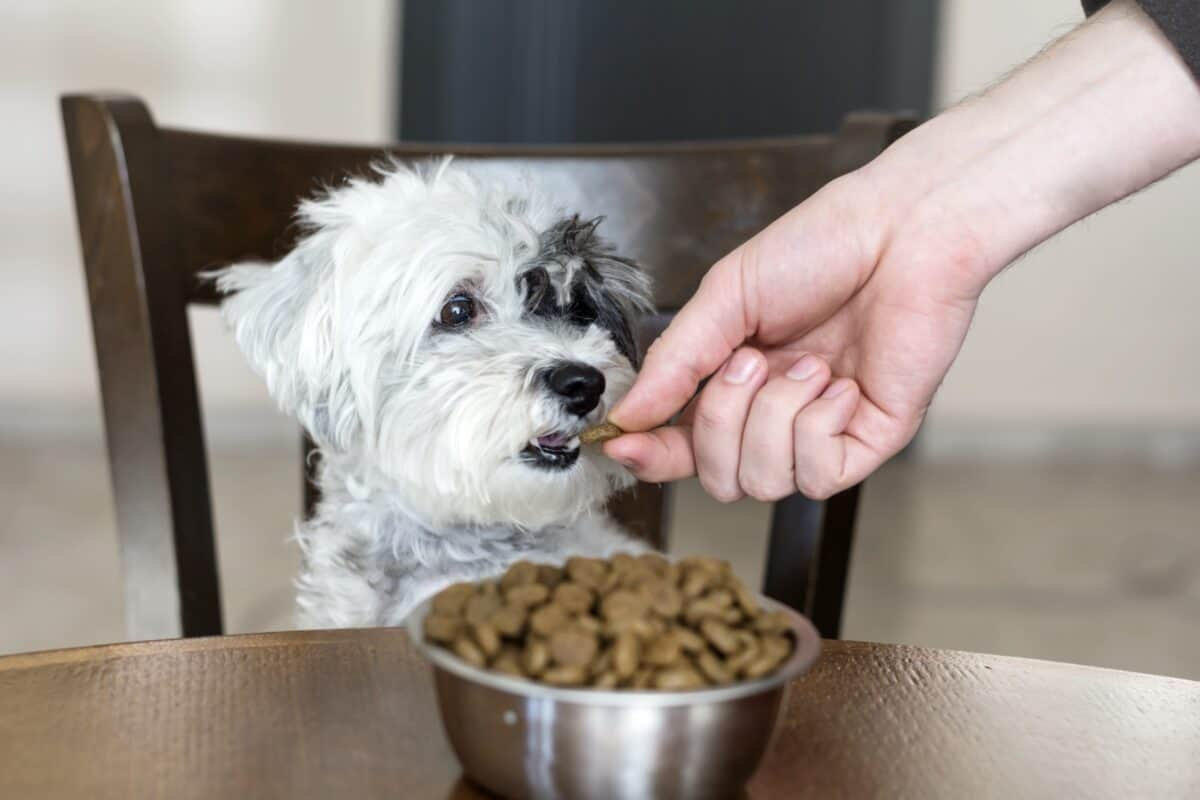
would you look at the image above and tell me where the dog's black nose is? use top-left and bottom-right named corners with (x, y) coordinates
top-left (544, 362), bottom-right (606, 417)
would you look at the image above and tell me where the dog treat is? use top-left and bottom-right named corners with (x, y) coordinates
top-left (423, 553), bottom-right (795, 690)
top-left (578, 421), bottom-right (624, 445)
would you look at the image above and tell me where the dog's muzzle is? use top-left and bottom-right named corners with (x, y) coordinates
top-left (543, 362), bottom-right (605, 417)
top-left (520, 361), bottom-right (606, 470)
top-left (521, 430), bottom-right (582, 470)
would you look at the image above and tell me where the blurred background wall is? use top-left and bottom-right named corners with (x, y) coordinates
top-left (0, 0), bottom-right (396, 445)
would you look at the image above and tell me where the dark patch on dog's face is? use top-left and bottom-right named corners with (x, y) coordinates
top-left (518, 216), bottom-right (642, 365)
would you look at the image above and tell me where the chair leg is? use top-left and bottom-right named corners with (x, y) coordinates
top-left (607, 481), bottom-right (670, 552)
top-left (302, 433), bottom-right (321, 518)
top-left (762, 485), bottom-right (861, 639)
top-left (805, 485), bottom-right (861, 639)
top-left (763, 494), bottom-right (822, 615)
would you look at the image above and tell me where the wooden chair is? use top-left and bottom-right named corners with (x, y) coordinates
top-left (61, 93), bottom-right (917, 642)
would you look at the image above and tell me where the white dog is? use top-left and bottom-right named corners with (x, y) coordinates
top-left (215, 159), bottom-right (653, 629)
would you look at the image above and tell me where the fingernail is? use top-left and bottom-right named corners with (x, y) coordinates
top-left (786, 354), bottom-right (820, 381)
top-left (722, 350), bottom-right (760, 385)
top-left (616, 458), bottom-right (638, 469)
top-left (822, 379), bottom-right (851, 399)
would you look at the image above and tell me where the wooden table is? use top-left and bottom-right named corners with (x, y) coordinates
top-left (1, 630), bottom-right (1197, 799)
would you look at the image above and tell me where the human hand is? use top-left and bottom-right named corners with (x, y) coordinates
top-left (604, 170), bottom-right (985, 501)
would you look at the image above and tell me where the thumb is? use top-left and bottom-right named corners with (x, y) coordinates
top-left (611, 254), bottom-right (751, 431)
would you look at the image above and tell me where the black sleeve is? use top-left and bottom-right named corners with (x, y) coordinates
top-left (1083, 1), bottom-right (1200, 79)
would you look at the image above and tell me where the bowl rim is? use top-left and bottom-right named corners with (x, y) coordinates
top-left (405, 589), bottom-right (821, 707)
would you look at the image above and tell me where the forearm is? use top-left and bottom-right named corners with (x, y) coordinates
top-left (865, 0), bottom-right (1200, 288)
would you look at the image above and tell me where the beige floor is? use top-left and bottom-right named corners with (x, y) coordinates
top-left (2, 439), bottom-right (1198, 680)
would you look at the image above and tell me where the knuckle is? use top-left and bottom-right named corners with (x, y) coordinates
top-left (741, 479), bottom-right (787, 503)
top-left (753, 387), bottom-right (792, 418)
top-left (791, 412), bottom-right (821, 438)
top-left (793, 473), bottom-right (832, 501)
top-left (700, 475), bottom-right (742, 504)
top-left (737, 467), bottom-right (788, 502)
top-left (696, 267), bottom-right (727, 296)
top-left (712, 488), bottom-right (743, 504)
top-left (692, 402), bottom-right (732, 434)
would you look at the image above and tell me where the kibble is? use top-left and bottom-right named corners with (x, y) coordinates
top-left (675, 626), bottom-right (707, 654)
top-left (536, 564), bottom-right (563, 589)
top-left (424, 555), bottom-right (795, 691)
top-left (578, 421), bottom-right (624, 444)
top-left (500, 561), bottom-right (540, 589)
top-left (591, 646), bottom-right (613, 676)
top-left (697, 650), bottom-right (734, 685)
top-left (644, 631), bottom-right (682, 666)
top-left (681, 568), bottom-right (714, 599)
top-left (542, 664), bottom-right (588, 686)
top-left (432, 583), bottom-right (475, 616)
top-left (423, 613), bottom-right (463, 644)
top-left (593, 671), bottom-right (620, 689)
top-left (613, 632), bottom-right (640, 679)
top-left (471, 621), bottom-right (502, 658)
top-left (523, 638), bottom-right (549, 675)
top-left (565, 557), bottom-right (608, 589)
top-left (548, 627), bottom-right (599, 667)
top-left (699, 618), bottom-right (740, 655)
top-left (453, 635), bottom-right (486, 668)
top-left (530, 604), bottom-right (570, 636)
top-left (464, 592), bottom-right (502, 626)
top-left (653, 665), bottom-right (705, 691)
top-left (506, 583), bottom-right (550, 608)
top-left (489, 604), bottom-right (527, 637)
top-left (640, 579), bottom-right (683, 618)
top-left (754, 610), bottom-right (792, 634)
top-left (553, 582), bottom-right (594, 614)
top-left (600, 589), bottom-right (648, 623)
top-left (492, 647), bottom-right (525, 678)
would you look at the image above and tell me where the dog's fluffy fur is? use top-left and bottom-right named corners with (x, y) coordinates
top-left (215, 159), bottom-right (652, 628)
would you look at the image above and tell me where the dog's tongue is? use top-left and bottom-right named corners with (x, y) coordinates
top-left (537, 432), bottom-right (571, 449)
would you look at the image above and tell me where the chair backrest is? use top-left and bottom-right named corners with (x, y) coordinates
top-left (62, 93), bottom-right (916, 641)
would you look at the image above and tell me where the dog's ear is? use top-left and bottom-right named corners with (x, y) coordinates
top-left (212, 241), bottom-right (359, 451)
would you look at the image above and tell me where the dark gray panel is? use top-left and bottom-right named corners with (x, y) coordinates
top-left (400, 0), bottom-right (938, 143)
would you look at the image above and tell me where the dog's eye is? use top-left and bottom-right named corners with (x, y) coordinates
top-left (568, 291), bottom-right (598, 326)
top-left (438, 294), bottom-right (476, 328)
top-left (522, 268), bottom-right (557, 317)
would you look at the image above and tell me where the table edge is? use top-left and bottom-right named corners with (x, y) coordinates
top-left (2, 630), bottom-right (1196, 688)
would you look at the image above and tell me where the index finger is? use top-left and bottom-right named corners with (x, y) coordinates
top-left (610, 254), bottom-right (750, 431)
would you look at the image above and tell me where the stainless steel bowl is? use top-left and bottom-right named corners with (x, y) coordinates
top-left (407, 593), bottom-right (821, 800)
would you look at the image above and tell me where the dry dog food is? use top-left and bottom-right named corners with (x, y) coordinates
top-left (423, 554), bottom-right (795, 690)
top-left (578, 421), bottom-right (624, 445)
